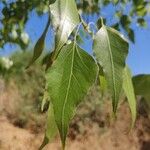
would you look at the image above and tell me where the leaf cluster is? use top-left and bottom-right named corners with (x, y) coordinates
top-left (1, 0), bottom-right (149, 149)
top-left (24, 0), bottom-right (149, 149)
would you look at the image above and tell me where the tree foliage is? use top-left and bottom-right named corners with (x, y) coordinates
top-left (1, 0), bottom-right (150, 149)
top-left (0, 0), bottom-right (150, 48)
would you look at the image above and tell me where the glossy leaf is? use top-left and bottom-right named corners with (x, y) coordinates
top-left (50, 0), bottom-right (80, 57)
top-left (93, 25), bottom-right (129, 113)
top-left (123, 66), bottom-right (136, 128)
top-left (27, 16), bottom-right (50, 68)
top-left (46, 42), bottom-right (98, 148)
top-left (39, 104), bottom-right (58, 150)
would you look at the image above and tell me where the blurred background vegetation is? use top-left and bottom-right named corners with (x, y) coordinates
top-left (0, 51), bottom-right (46, 132)
top-left (0, 50), bottom-right (150, 150)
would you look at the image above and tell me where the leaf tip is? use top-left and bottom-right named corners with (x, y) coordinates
top-left (39, 136), bottom-right (49, 150)
top-left (25, 59), bottom-right (34, 70)
top-left (25, 64), bottom-right (30, 70)
top-left (112, 110), bottom-right (117, 120)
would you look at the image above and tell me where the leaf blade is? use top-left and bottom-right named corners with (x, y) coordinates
top-left (93, 26), bottom-right (129, 113)
top-left (39, 104), bottom-right (58, 150)
top-left (132, 74), bottom-right (150, 108)
top-left (27, 16), bottom-right (50, 68)
top-left (123, 66), bottom-right (136, 128)
top-left (50, 0), bottom-right (80, 57)
top-left (46, 42), bottom-right (98, 148)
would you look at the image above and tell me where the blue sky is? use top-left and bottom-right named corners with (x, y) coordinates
top-left (0, 3), bottom-right (150, 75)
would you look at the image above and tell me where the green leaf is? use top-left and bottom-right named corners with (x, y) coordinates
top-left (46, 42), bottom-right (98, 148)
top-left (50, 0), bottom-right (80, 58)
top-left (26, 16), bottom-right (50, 68)
top-left (50, 0), bottom-right (56, 4)
top-left (111, 23), bottom-right (120, 31)
top-left (41, 88), bottom-right (50, 112)
top-left (93, 25), bottom-right (129, 113)
top-left (120, 15), bottom-right (131, 29)
top-left (39, 104), bottom-right (58, 150)
top-left (132, 74), bottom-right (150, 110)
top-left (127, 28), bottom-right (135, 43)
top-left (136, 7), bottom-right (147, 17)
top-left (132, 75), bottom-right (150, 96)
top-left (42, 52), bottom-right (54, 70)
top-left (96, 18), bottom-right (106, 29)
top-left (137, 18), bottom-right (147, 27)
top-left (123, 66), bottom-right (136, 128)
top-left (99, 75), bottom-right (107, 96)
top-left (113, 0), bottom-right (119, 5)
top-left (99, 65), bottom-right (107, 96)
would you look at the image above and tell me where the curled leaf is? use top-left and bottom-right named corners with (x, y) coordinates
top-left (26, 15), bottom-right (50, 68)
top-left (123, 66), bottom-right (136, 128)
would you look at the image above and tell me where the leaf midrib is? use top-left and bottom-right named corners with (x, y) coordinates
top-left (104, 26), bottom-right (117, 111)
top-left (61, 42), bottom-right (76, 140)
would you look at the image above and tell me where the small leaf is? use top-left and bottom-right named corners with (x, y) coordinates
top-left (111, 23), bottom-right (120, 31)
top-left (99, 75), bottom-right (107, 96)
top-left (50, 0), bottom-right (56, 4)
top-left (123, 66), bottom-right (136, 128)
top-left (39, 104), bottom-right (58, 150)
top-left (115, 11), bottom-right (122, 18)
top-left (97, 18), bottom-right (106, 29)
top-left (132, 75), bottom-right (150, 95)
top-left (136, 7), bottom-right (147, 17)
top-left (137, 18), bottom-right (147, 27)
top-left (42, 52), bottom-right (54, 70)
top-left (132, 74), bottom-right (150, 100)
top-left (41, 88), bottom-right (50, 112)
top-left (120, 15), bottom-right (131, 29)
top-left (113, 0), bottom-right (119, 5)
top-left (46, 42), bottom-right (98, 148)
top-left (99, 65), bottom-right (107, 96)
top-left (26, 15), bottom-right (50, 68)
top-left (50, 0), bottom-right (80, 58)
top-left (93, 25), bottom-right (129, 113)
top-left (127, 28), bottom-right (135, 43)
